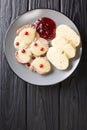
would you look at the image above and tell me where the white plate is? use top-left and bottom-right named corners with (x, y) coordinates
top-left (5, 9), bottom-right (82, 86)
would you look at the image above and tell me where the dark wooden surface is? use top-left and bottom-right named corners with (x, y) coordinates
top-left (0, 0), bottom-right (87, 130)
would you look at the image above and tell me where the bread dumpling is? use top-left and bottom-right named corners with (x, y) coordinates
top-left (56, 25), bottom-right (80, 47)
top-left (30, 57), bottom-right (51, 74)
top-left (51, 37), bottom-right (76, 59)
top-left (47, 47), bottom-right (69, 70)
top-left (14, 36), bottom-right (29, 50)
top-left (30, 38), bottom-right (49, 56)
top-left (19, 26), bottom-right (36, 45)
top-left (15, 48), bottom-right (32, 64)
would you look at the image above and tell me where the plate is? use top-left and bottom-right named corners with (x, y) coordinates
top-left (5, 9), bottom-right (82, 86)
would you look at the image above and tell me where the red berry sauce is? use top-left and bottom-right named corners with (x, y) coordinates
top-left (32, 56), bottom-right (36, 60)
top-left (21, 49), bottom-right (26, 53)
top-left (16, 42), bottom-right (20, 46)
top-left (39, 64), bottom-right (44, 68)
top-left (26, 63), bottom-right (30, 67)
top-left (40, 47), bottom-right (44, 51)
top-left (34, 43), bottom-right (38, 46)
top-left (35, 17), bottom-right (56, 40)
top-left (25, 31), bottom-right (29, 35)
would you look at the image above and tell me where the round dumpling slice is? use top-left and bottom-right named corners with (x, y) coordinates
top-left (15, 48), bottom-right (32, 64)
top-left (19, 27), bottom-right (36, 45)
top-left (56, 24), bottom-right (80, 47)
top-left (14, 36), bottom-right (29, 50)
top-left (47, 47), bottom-right (69, 70)
top-left (30, 38), bottom-right (49, 56)
top-left (52, 37), bottom-right (76, 59)
top-left (30, 57), bottom-right (51, 74)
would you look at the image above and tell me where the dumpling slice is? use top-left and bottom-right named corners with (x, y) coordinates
top-left (30, 38), bottom-right (49, 56)
top-left (51, 37), bottom-right (76, 59)
top-left (14, 36), bottom-right (29, 50)
top-left (56, 24), bottom-right (80, 47)
top-left (18, 26), bottom-right (36, 45)
top-left (30, 57), bottom-right (51, 74)
top-left (15, 48), bottom-right (32, 64)
top-left (47, 47), bottom-right (69, 70)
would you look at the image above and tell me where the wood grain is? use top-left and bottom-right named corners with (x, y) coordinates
top-left (27, 85), bottom-right (60, 130)
top-left (0, 0), bottom-right (28, 130)
top-left (60, 0), bottom-right (87, 130)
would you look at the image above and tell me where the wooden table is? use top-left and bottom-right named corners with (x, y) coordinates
top-left (0, 0), bottom-right (87, 130)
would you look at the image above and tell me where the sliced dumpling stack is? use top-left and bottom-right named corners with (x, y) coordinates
top-left (14, 24), bottom-right (36, 50)
top-left (14, 25), bottom-right (51, 74)
top-left (47, 24), bottom-right (80, 70)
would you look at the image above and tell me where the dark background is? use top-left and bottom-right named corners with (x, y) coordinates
top-left (0, 0), bottom-right (87, 130)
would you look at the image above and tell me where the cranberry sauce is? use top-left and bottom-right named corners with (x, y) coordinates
top-left (35, 17), bottom-right (56, 40)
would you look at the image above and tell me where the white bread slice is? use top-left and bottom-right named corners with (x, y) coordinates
top-left (47, 47), bottom-right (69, 70)
top-left (30, 38), bottom-right (49, 56)
top-left (16, 48), bottom-right (32, 64)
top-left (30, 57), bottom-right (51, 74)
top-left (51, 37), bottom-right (76, 59)
top-left (56, 25), bottom-right (80, 47)
top-left (19, 27), bottom-right (36, 45)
